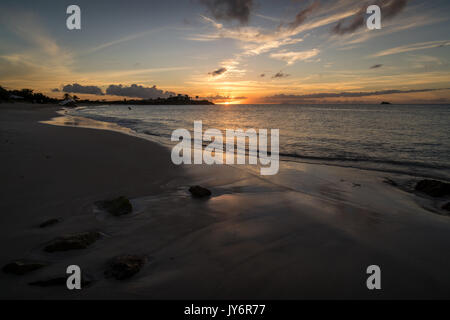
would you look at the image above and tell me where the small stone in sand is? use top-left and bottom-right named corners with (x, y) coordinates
top-left (189, 185), bottom-right (211, 198)
top-left (104, 254), bottom-right (146, 280)
top-left (97, 196), bottom-right (132, 216)
top-left (2, 260), bottom-right (47, 275)
top-left (44, 231), bottom-right (101, 252)
top-left (415, 179), bottom-right (450, 197)
top-left (39, 218), bottom-right (60, 228)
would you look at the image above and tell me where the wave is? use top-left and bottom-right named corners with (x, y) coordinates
top-left (278, 152), bottom-right (450, 171)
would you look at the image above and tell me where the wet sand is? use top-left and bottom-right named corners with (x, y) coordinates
top-left (1, 103), bottom-right (450, 299)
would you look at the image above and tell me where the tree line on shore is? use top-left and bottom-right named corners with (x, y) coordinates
top-left (0, 86), bottom-right (214, 105)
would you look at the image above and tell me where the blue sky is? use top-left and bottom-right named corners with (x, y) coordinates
top-left (0, 0), bottom-right (449, 103)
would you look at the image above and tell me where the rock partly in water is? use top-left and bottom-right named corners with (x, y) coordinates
top-left (39, 218), bottom-right (60, 228)
top-left (415, 179), bottom-right (450, 197)
top-left (188, 185), bottom-right (211, 198)
top-left (2, 260), bottom-right (47, 275)
top-left (104, 254), bottom-right (146, 280)
top-left (442, 202), bottom-right (450, 212)
top-left (44, 231), bottom-right (101, 253)
top-left (97, 196), bottom-right (132, 216)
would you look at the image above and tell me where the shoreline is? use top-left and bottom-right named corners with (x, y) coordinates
top-left (59, 104), bottom-right (450, 182)
top-left (1, 103), bottom-right (450, 299)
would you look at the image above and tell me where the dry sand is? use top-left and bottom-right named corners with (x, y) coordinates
top-left (1, 103), bottom-right (450, 299)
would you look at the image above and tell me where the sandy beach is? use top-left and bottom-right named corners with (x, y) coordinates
top-left (1, 103), bottom-right (450, 299)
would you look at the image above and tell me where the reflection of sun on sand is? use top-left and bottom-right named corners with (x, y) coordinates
top-left (1, 103), bottom-right (450, 299)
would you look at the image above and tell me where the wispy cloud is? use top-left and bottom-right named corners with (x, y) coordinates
top-left (266, 87), bottom-right (450, 102)
top-left (332, 0), bottom-right (409, 35)
top-left (270, 49), bottom-right (320, 65)
top-left (84, 30), bottom-right (160, 54)
top-left (370, 40), bottom-right (450, 57)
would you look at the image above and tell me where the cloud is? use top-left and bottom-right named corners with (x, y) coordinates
top-left (51, 88), bottom-right (60, 92)
top-left (331, 6), bottom-right (365, 35)
top-left (105, 84), bottom-right (175, 99)
top-left (62, 83), bottom-right (104, 95)
top-left (383, 0), bottom-right (409, 19)
top-left (266, 87), bottom-right (450, 102)
top-left (84, 29), bottom-right (159, 55)
top-left (191, 2), bottom-right (359, 78)
top-left (270, 49), bottom-right (320, 65)
top-left (199, 0), bottom-right (254, 24)
top-left (203, 94), bottom-right (247, 100)
top-left (332, 0), bottom-right (409, 35)
top-left (260, 73), bottom-right (265, 77)
top-left (370, 40), bottom-right (450, 57)
top-left (272, 71), bottom-right (290, 79)
top-left (209, 67), bottom-right (228, 76)
top-left (285, 0), bottom-right (320, 30)
top-left (370, 64), bottom-right (383, 69)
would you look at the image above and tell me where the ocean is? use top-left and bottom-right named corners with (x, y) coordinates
top-left (66, 104), bottom-right (450, 180)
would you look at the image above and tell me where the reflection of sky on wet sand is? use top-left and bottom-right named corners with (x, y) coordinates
top-left (41, 113), bottom-right (136, 136)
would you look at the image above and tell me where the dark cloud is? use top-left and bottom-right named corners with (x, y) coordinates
top-left (332, 0), bottom-right (409, 35)
top-left (105, 84), bottom-right (175, 99)
top-left (209, 67), bottom-right (227, 76)
top-left (370, 64), bottom-right (383, 69)
top-left (51, 88), bottom-right (60, 92)
top-left (286, 0), bottom-right (320, 30)
top-left (272, 71), bottom-right (290, 78)
top-left (331, 6), bottom-right (365, 35)
top-left (266, 87), bottom-right (449, 102)
top-left (200, 0), bottom-right (253, 24)
top-left (383, 0), bottom-right (408, 19)
top-left (260, 73), bottom-right (265, 77)
top-left (62, 83), bottom-right (104, 95)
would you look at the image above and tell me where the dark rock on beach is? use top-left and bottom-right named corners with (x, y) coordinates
top-left (104, 254), bottom-right (146, 280)
top-left (442, 202), bottom-right (450, 212)
top-left (2, 260), bottom-right (47, 275)
top-left (97, 196), bottom-right (132, 216)
top-left (39, 218), bottom-right (60, 228)
top-left (189, 185), bottom-right (212, 198)
top-left (415, 179), bottom-right (450, 197)
top-left (44, 231), bottom-right (101, 253)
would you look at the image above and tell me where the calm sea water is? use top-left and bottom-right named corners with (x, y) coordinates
top-left (69, 104), bottom-right (450, 180)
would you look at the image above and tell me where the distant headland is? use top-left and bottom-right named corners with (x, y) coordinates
top-left (0, 86), bottom-right (214, 106)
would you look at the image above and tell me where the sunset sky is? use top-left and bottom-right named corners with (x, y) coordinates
top-left (0, 0), bottom-right (449, 104)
